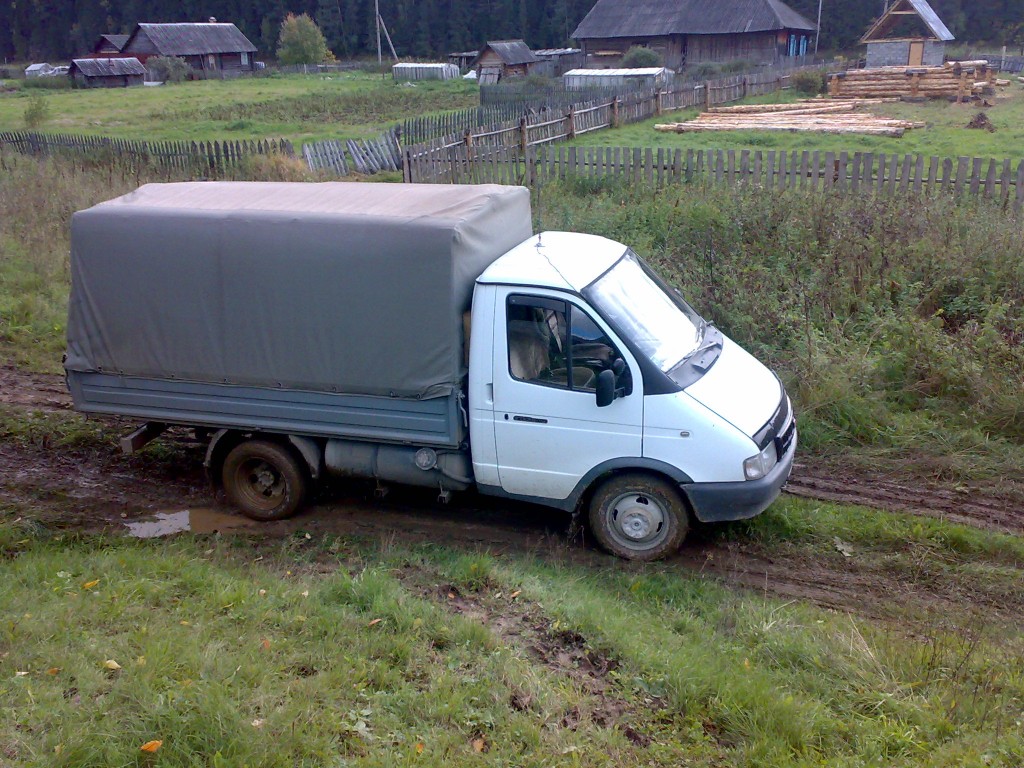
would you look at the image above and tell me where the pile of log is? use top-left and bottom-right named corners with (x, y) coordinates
top-left (654, 99), bottom-right (924, 137)
top-left (828, 61), bottom-right (994, 102)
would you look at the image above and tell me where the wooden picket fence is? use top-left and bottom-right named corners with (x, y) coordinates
top-left (405, 143), bottom-right (1024, 210)
top-left (0, 131), bottom-right (294, 176)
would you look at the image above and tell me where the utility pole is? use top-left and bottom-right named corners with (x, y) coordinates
top-left (375, 0), bottom-right (382, 64)
top-left (815, 0), bottom-right (823, 53)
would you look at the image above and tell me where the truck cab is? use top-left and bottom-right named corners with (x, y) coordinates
top-left (468, 232), bottom-right (796, 559)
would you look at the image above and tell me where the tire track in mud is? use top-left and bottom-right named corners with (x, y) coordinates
top-left (2, 364), bottom-right (1021, 536)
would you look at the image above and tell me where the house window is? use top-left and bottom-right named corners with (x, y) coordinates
top-left (241, 52), bottom-right (249, 66)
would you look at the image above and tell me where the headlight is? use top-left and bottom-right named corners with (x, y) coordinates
top-left (743, 442), bottom-right (778, 480)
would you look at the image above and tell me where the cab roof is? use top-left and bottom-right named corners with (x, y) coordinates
top-left (477, 232), bottom-right (627, 293)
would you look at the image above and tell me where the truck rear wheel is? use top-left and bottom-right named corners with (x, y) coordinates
top-left (588, 474), bottom-right (688, 561)
top-left (222, 439), bottom-right (308, 521)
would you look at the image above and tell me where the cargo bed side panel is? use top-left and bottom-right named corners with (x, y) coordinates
top-left (68, 372), bottom-right (463, 447)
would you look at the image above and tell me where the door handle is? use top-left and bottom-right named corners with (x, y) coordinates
top-left (512, 415), bottom-right (548, 424)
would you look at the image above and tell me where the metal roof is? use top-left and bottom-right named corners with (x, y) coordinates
top-left (534, 48), bottom-right (581, 57)
top-left (128, 23), bottom-right (257, 56)
top-left (96, 34), bottom-right (130, 51)
top-left (861, 0), bottom-right (954, 43)
top-left (477, 40), bottom-right (539, 66)
top-left (71, 57), bottom-right (147, 77)
top-left (572, 0), bottom-right (817, 39)
top-left (24, 63), bottom-right (54, 73)
top-left (563, 67), bottom-right (668, 76)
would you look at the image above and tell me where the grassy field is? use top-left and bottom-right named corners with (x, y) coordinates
top-left (0, 72), bottom-right (478, 144)
top-left (1, 497), bottom-right (1022, 767)
top-left (568, 84), bottom-right (1024, 160)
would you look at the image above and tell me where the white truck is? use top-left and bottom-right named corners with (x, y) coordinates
top-left (65, 182), bottom-right (796, 560)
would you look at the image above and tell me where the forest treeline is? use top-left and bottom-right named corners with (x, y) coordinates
top-left (1, 0), bottom-right (1021, 64)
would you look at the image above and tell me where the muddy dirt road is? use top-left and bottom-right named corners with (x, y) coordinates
top-left (3, 364), bottom-right (1022, 624)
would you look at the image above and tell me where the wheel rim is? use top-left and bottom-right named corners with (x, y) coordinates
top-left (232, 457), bottom-right (288, 513)
top-left (605, 491), bottom-right (668, 551)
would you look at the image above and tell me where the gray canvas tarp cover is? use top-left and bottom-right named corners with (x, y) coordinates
top-left (66, 182), bottom-right (533, 400)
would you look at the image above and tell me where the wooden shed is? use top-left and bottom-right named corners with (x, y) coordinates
top-left (861, 0), bottom-right (954, 68)
top-left (69, 57), bottom-right (146, 88)
top-left (121, 21), bottom-right (257, 78)
top-left (92, 34), bottom-right (130, 57)
top-left (473, 40), bottom-right (540, 84)
top-left (532, 48), bottom-right (584, 77)
top-left (571, 0), bottom-right (817, 71)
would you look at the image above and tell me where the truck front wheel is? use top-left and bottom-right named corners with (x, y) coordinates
top-left (222, 439), bottom-right (308, 521)
top-left (588, 474), bottom-right (688, 561)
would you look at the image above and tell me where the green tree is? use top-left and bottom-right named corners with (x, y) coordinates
top-left (276, 13), bottom-right (333, 65)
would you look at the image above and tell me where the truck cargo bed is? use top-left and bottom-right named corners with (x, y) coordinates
top-left (68, 372), bottom-right (463, 447)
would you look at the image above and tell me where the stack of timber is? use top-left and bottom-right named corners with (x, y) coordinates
top-left (828, 61), bottom-right (994, 102)
top-left (654, 100), bottom-right (923, 137)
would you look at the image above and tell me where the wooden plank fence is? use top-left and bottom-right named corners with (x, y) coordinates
top-left (406, 144), bottom-right (1024, 210)
top-left (0, 131), bottom-right (294, 176)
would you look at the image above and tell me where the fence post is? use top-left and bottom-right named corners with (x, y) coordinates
top-left (464, 128), bottom-right (473, 148)
top-left (742, 77), bottom-right (748, 99)
top-left (566, 106), bottom-right (576, 140)
top-left (655, 90), bottom-right (663, 117)
top-left (612, 98), bottom-right (620, 129)
top-left (705, 81), bottom-right (712, 109)
top-left (519, 117), bottom-right (528, 155)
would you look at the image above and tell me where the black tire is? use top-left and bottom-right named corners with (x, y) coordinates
top-left (588, 474), bottom-right (688, 561)
top-left (221, 439), bottom-right (308, 521)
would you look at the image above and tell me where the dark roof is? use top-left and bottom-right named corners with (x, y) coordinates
top-left (128, 23), bottom-right (257, 56)
top-left (71, 57), bottom-right (147, 77)
top-left (478, 40), bottom-right (539, 66)
top-left (861, 0), bottom-right (953, 43)
top-left (572, 0), bottom-right (817, 39)
top-left (96, 34), bottom-right (130, 51)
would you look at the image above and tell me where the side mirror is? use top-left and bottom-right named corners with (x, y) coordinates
top-left (595, 369), bottom-right (616, 408)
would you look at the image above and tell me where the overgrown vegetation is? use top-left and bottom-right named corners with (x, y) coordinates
top-left (147, 56), bottom-right (191, 84)
top-left (536, 179), bottom-right (1024, 481)
top-left (21, 92), bottom-right (50, 128)
top-left (789, 68), bottom-right (827, 96)
top-left (620, 46), bottom-right (662, 69)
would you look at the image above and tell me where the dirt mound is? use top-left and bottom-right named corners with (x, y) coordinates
top-left (966, 112), bottom-right (996, 132)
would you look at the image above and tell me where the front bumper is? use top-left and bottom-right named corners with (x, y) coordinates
top-left (681, 430), bottom-right (797, 523)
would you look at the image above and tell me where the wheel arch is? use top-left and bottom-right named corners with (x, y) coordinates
top-left (204, 430), bottom-right (322, 489)
top-left (570, 458), bottom-right (693, 515)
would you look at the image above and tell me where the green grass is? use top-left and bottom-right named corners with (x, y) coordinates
top-left (0, 72), bottom-right (479, 145)
top-left (569, 85), bottom-right (1024, 160)
top-left (0, 501), bottom-right (1021, 767)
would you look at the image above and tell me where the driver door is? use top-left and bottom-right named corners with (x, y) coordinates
top-left (491, 288), bottom-right (643, 501)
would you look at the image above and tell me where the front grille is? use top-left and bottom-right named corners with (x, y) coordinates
top-left (775, 420), bottom-right (796, 457)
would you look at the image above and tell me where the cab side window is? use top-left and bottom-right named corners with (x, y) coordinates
top-left (507, 297), bottom-right (568, 387)
top-left (507, 296), bottom-right (630, 394)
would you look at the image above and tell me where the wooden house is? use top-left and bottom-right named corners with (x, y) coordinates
top-left (473, 40), bottom-right (540, 84)
top-left (532, 48), bottom-right (584, 77)
top-left (861, 0), bottom-right (954, 68)
top-left (121, 21), bottom-right (257, 77)
top-left (92, 34), bottom-right (130, 57)
top-left (69, 57), bottom-right (146, 88)
top-left (571, 0), bottom-right (817, 71)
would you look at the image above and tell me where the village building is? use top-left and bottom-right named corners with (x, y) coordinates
top-left (69, 57), bottom-right (146, 88)
top-left (121, 21), bottom-right (257, 78)
top-left (861, 0), bottom-right (954, 68)
top-left (571, 0), bottom-right (817, 71)
top-left (24, 63), bottom-right (57, 78)
top-left (532, 47), bottom-right (584, 77)
top-left (92, 34), bottom-right (130, 57)
top-left (472, 40), bottom-right (540, 84)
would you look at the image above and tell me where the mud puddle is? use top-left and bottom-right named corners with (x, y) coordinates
top-left (125, 508), bottom-right (257, 538)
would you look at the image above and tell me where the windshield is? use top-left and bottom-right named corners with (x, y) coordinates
top-left (585, 251), bottom-right (704, 372)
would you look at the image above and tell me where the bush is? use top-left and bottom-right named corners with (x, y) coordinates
top-left (22, 92), bottom-right (50, 128)
top-left (790, 69), bottom-right (827, 96)
top-left (148, 56), bottom-right (191, 83)
top-left (621, 46), bottom-right (661, 69)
